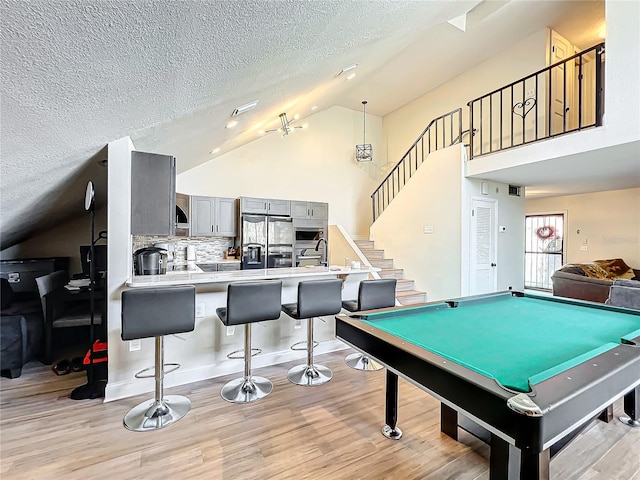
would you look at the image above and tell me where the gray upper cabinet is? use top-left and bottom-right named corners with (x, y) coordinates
top-left (240, 196), bottom-right (290, 216)
top-left (190, 196), bottom-right (237, 237)
top-left (291, 201), bottom-right (328, 219)
top-left (215, 197), bottom-right (237, 236)
top-left (131, 151), bottom-right (176, 235)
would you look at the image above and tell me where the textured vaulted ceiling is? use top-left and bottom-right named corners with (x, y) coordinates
top-left (0, 0), bottom-right (607, 249)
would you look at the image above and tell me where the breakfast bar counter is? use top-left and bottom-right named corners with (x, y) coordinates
top-left (126, 265), bottom-right (379, 287)
top-left (107, 265), bottom-right (381, 402)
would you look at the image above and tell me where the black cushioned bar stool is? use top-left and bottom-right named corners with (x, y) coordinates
top-left (216, 281), bottom-right (282, 403)
top-left (282, 279), bottom-right (343, 386)
top-left (121, 286), bottom-right (195, 432)
top-left (341, 279), bottom-right (397, 371)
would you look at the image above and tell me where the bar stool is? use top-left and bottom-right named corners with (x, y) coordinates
top-left (216, 281), bottom-right (282, 403)
top-left (282, 279), bottom-right (343, 386)
top-left (342, 279), bottom-right (397, 371)
top-left (121, 286), bottom-right (195, 432)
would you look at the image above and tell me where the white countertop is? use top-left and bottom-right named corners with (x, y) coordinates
top-left (126, 265), bottom-right (379, 287)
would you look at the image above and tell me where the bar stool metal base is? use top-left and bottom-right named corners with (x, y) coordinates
top-left (287, 364), bottom-right (332, 386)
top-left (619, 416), bottom-right (640, 428)
top-left (221, 376), bottom-right (273, 403)
top-left (345, 353), bottom-right (383, 371)
top-left (382, 425), bottom-right (403, 440)
top-left (123, 395), bottom-right (191, 432)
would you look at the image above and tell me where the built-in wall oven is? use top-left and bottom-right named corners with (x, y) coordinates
top-left (294, 225), bottom-right (327, 267)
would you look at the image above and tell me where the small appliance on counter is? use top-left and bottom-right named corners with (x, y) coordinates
top-left (133, 247), bottom-right (168, 275)
top-left (153, 242), bottom-right (174, 262)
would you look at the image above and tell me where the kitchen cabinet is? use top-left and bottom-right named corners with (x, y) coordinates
top-left (240, 197), bottom-right (290, 216)
top-left (131, 151), bottom-right (176, 235)
top-left (190, 196), bottom-right (237, 237)
top-left (291, 201), bottom-right (328, 219)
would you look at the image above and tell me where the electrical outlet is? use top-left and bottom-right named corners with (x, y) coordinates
top-left (295, 319), bottom-right (302, 330)
top-left (195, 302), bottom-right (205, 318)
top-left (423, 226), bottom-right (434, 234)
top-left (580, 245), bottom-right (588, 251)
top-left (526, 89), bottom-right (535, 98)
top-left (129, 339), bottom-right (141, 351)
top-left (226, 326), bottom-right (235, 336)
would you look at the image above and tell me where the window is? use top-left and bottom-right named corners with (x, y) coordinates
top-left (524, 214), bottom-right (564, 290)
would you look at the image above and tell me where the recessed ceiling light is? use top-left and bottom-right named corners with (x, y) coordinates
top-left (346, 73), bottom-right (356, 80)
top-left (232, 100), bottom-right (259, 116)
top-left (210, 147), bottom-right (221, 154)
top-left (225, 120), bottom-right (239, 129)
top-left (311, 105), bottom-right (319, 111)
top-left (337, 63), bottom-right (358, 77)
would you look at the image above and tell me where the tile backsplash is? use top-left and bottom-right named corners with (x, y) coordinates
top-left (133, 236), bottom-right (236, 262)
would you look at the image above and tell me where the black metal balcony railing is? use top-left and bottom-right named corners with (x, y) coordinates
top-left (371, 108), bottom-right (463, 221)
top-left (468, 43), bottom-right (604, 159)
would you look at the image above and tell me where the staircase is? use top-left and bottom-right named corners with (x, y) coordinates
top-left (355, 240), bottom-right (427, 306)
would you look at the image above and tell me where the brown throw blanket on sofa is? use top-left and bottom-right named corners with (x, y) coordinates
top-left (572, 258), bottom-right (636, 280)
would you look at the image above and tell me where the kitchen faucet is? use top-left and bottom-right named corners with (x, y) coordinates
top-left (315, 237), bottom-right (328, 266)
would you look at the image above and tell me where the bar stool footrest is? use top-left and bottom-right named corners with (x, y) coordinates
top-left (134, 363), bottom-right (180, 379)
top-left (290, 340), bottom-right (319, 351)
top-left (227, 347), bottom-right (262, 360)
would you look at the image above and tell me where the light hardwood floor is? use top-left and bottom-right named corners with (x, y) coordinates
top-left (1, 350), bottom-right (639, 479)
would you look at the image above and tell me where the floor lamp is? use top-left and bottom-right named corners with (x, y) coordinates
top-left (71, 181), bottom-right (107, 400)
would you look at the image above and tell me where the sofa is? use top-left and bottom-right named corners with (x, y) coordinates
top-left (0, 278), bottom-right (44, 378)
top-left (551, 258), bottom-right (640, 304)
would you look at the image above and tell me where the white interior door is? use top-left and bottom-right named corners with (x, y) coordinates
top-left (549, 30), bottom-right (576, 134)
top-left (470, 198), bottom-right (497, 295)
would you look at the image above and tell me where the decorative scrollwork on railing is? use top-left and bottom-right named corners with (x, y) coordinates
top-left (513, 97), bottom-right (536, 119)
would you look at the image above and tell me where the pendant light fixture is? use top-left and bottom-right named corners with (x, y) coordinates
top-left (355, 101), bottom-right (372, 162)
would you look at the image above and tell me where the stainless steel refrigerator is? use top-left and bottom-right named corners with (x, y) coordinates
top-left (240, 215), bottom-right (293, 269)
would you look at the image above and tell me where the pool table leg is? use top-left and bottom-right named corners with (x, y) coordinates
top-left (619, 386), bottom-right (640, 428)
top-left (382, 370), bottom-right (403, 440)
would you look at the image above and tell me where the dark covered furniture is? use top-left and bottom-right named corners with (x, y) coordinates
top-left (216, 281), bottom-right (282, 403)
top-left (1, 278), bottom-right (44, 378)
top-left (551, 258), bottom-right (640, 303)
top-left (35, 270), bottom-right (103, 364)
top-left (121, 286), bottom-right (196, 432)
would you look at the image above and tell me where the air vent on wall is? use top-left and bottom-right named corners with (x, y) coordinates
top-left (509, 185), bottom-right (522, 196)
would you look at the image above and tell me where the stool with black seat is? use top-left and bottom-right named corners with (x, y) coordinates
top-left (216, 281), bottom-right (282, 403)
top-left (282, 279), bottom-right (343, 386)
top-left (341, 278), bottom-right (397, 371)
top-left (121, 285), bottom-right (195, 432)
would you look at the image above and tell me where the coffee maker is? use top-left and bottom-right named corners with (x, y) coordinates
top-left (133, 247), bottom-right (167, 275)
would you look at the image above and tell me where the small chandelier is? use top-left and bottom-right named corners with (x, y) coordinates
top-left (355, 100), bottom-right (372, 162)
top-left (260, 113), bottom-right (307, 137)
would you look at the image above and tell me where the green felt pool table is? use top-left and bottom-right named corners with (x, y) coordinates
top-left (335, 291), bottom-right (640, 480)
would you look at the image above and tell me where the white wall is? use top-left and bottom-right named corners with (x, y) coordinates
top-left (526, 188), bottom-right (640, 267)
top-left (370, 145), bottom-right (524, 302)
top-left (177, 106), bottom-right (382, 237)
